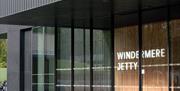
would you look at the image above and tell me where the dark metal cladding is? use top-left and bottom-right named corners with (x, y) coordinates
top-left (0, 0), bottom-right (61, 18)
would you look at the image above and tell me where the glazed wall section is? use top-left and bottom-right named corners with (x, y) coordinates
top-left (114, 22), bottom-right (169, 91)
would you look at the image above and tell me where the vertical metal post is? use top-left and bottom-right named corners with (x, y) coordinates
top-left (138, 0), bottom-right (142, 91)
top-left (90, 0), bottom-right (93, 90)
top-left (83, 27), bottom-right (86, 91)
top-left (54, 18), bottom-right (57, 91)
top-left (166, 0), bottom-right (172, 91)
top-left (54, 27), bottom-right (57, 91)
top-left (110, 0), bottom-right (115, 90)
top-left (54, 3), bottom-right (58, 91)
top-left (71, 0), bottom-right (75, 90)
top-left (20, 30), bottom-right (25, 91)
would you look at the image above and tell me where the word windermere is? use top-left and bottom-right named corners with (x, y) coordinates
top-left (116, 48), bottom-right (166, 71)
top-left (117, 49), bottom-right (165, 60)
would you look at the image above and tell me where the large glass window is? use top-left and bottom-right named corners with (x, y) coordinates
top-left (114, 13), bottom-right (139, 91)
top-left (93, 30), bottom-right (111, 91)
top-left (73, 0), bottom-right (90, 90)
top-left (114, 1), bottom-right (176, 91)
top-left (93, 0), bottom-right (112, 90)
top-left (32, 27), bottom-right (55, 91)
top-left (170, 5), bottom-right (180, 91)
top-left (74, 29), bottom-right (90, 91)
top-left (29, 1), bottom-right (180, 91)
top-left (56, 28), bottom-right (71, 91)
top-left (142, 8), bottom-right (169, 91)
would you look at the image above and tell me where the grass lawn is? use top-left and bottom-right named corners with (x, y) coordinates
top-left (0, 68), bottom-right (7, 83)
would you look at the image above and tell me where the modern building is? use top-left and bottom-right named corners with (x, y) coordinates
top-left (0, 0), bottom-right (180, 91)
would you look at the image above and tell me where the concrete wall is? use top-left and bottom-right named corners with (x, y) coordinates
top-left (7, 29), bottom-right (21, 91)
top-left (0, 25), bottom-right (31, 91)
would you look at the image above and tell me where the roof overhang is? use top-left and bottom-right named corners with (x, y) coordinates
top-left (0, 0), bottom-right (111, 29)
top-left (0, 0), bottom-right (180, 28)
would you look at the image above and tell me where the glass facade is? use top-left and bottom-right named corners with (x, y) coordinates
top-left (21, 0), bottom-right (180, 91)
top-left (114, 24), bottom-right (139, 91)
top-left (142, 22), bottom-right (168, 91)
top-left (31, 27), bottom-right (112, 91)
top-left (114, 1), bottom-right (180, 91)
top-left (93, 30), bottom-right (111, 91)
top-left (56, 28), bottom-right (71, 91)
top-left (32, 27), bottom-right (55, 91)
top-left (74, 29), bottom-right (90, 91)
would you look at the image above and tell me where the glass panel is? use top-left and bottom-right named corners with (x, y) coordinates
top-left (32, 27), bottom-right (55, 91)
top-left (74, 87), bottom-right (90, 91)
top-left (56, 87), bottom-right (71, 91)
top-left (56, 28), bottom-right (71, 91)
top-left (93, 0), bottom-right (111, 90)
top-left (74, 29), bottom-right (90, 91)
top-left (93, 30), bottom-right (111, 91)
top-left (56, 28), bottom-right (71, 69)
top-left (114, 13), bottom-right (139, 91)
top-left (73, 0), bottom-right (90, 90)
top-left (170, 5), bottom-right (180, 91)
top-left (170, 19), bottom-right (180, 91)
top-left (142, 22), bottom-right (168, 91)
top-left (142, 9), bottom-right (168, 91)
top-left (56, 70), bottom-right (71, 85)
